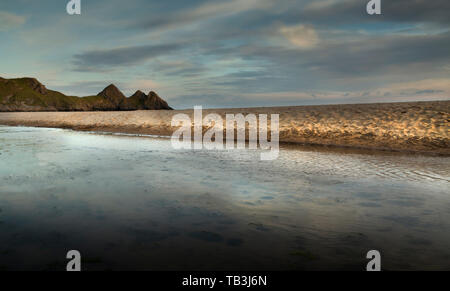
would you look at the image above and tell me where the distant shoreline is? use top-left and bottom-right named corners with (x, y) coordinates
top-left (1, 101), bottom-right (449, 155)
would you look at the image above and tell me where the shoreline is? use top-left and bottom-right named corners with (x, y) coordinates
top-left (1, 101), bottom-right (449, 155)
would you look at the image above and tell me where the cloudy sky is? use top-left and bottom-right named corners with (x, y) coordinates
top-left (1, 0), bottom-right (449, 108)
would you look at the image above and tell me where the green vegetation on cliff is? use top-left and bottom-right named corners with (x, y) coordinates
top-left (0, 77), bottom-right (172, 111)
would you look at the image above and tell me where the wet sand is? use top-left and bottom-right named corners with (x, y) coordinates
top-left (0, 101), bottom-right (449, 154)
top-left (1, 126), bottom-right (449, 270)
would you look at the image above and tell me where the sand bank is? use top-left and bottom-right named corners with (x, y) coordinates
top-left (0, 101), bottom-right (449, 155)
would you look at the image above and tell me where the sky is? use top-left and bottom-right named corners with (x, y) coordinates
top-left (0, 0), bottom-right (449, 109)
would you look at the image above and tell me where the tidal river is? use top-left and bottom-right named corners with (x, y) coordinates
top-left (0, 126), bottom-right (449, 270)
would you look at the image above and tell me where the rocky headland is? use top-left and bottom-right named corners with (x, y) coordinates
top-left (0, 77), bottom-right (172, 111)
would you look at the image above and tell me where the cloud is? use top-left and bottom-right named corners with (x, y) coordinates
top-left (240, 78), bottom-right (450, 105)
top-left (385, 78), bottom-right (450, 98)
top-left (302, 0), bottom-right (450, 25)
top-left (133, 0), bottom-right (274, 31)
top-left (72, 43), bottom-right (183, 71)
top-left (2, 0), bottom-right (449, 108)
top-left (230, 31), bottom-right (450, 80)
top-left (151, 60), bottom-right (207, 77)
top-left (280, 25), bottom-right (319, 49)
top-left (0, 11), bottom-right (26, 31)
top-left (125, 79), bottom-right (164, 94)
top-left (305, 32), bottom-right (450, 76)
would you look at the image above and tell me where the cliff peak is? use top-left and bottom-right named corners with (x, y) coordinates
top-left (97, 84), bottom-right (126, 106)
top-left (145, 91), bottom-right (172, 110)
top-left (24, 77), bottom-right (48, 95)
top-left (0, 77), bottom-right (173, 111)
top-left (132, 90), bottom-right (146, 97)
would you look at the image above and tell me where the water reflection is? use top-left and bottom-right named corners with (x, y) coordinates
top-left (0, 126), bottom-right (449, 270)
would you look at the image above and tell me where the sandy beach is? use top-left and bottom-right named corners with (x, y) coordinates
top-left (0, 101), bottom-right (449, 155)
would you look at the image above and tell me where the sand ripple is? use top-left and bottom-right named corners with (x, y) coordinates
top-left (0, 101), bottom-right (448, 154)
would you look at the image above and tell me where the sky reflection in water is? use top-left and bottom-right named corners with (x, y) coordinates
top-left (0, 126), bottom-right (449, 270)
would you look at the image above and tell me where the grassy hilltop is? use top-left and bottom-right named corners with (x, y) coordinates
top-left (0, 77), bottom-right (172, 111)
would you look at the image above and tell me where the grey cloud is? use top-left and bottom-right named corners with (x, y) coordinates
top-left (415, 89), bottom-right (444, 95)
top-left (0, 11), bottom-right (26, 31)
top-left (211, 75), bottom-right (290, 93)
top-left (227, 31), bottom-right (450, 79)
top-left (305, 32), bottom-right (450, 76)
top-left (169, 67), bottom-right (207, 77)
top-left (135, 0), bottom-right (450, 39)
top-left (151, 60), bottom-right (208, 77)
top-left (131, 0), bottom-right (277, 31)
top-left (301, 0), bottom-right (450, 26)
top-left (177, 29), bottom-right (450, 99)
top-left (72, 43), bottom-right (183, 72)
top-left (133, 12), bottom-right (199, 31)
top-left (225, 71), bottom-right (269, 78)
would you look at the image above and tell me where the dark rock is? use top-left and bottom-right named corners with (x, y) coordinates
top-left (28, 78), bottom-right (48, 95)
top-left (120, 90), bottom-right (173, 110)
top-left (144, 91), bottom-right (173, 110)
top-left (97, 84), bottom-right (126, 109)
